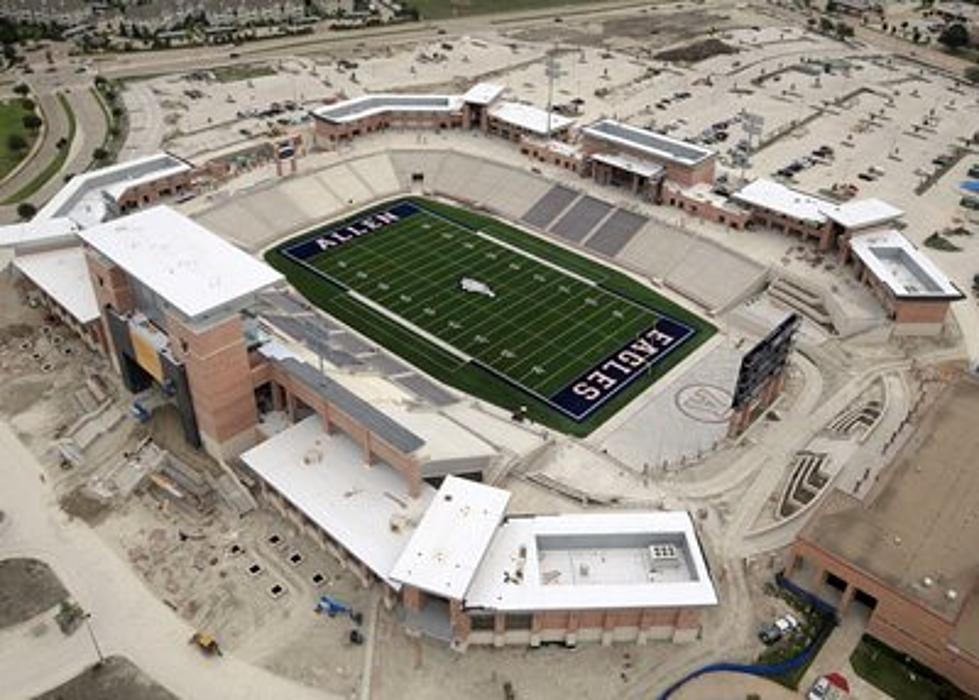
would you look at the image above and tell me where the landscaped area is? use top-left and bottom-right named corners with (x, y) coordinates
top-left (2, 93), bottom-right (75, 205)
top-left (406, 0), bottom-right (604, 20)
top-left (850, 635), bottom-right (972, 700)
top-left (0, 98), bottom-right (38, 181)
top-left (267, 197), bottom-right (714, 435)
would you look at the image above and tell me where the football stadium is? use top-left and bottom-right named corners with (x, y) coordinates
top-left (268, 198), bottom-right (715, 433)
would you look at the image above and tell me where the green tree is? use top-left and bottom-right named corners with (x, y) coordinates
top-left (22, 113), bottom-right (42, 131)
top-left (16, 202), bottom-right (36, 220)
top-left (939, 23), bottom-right (970, 51)
top-left (6, 133), bottom-right (27, 151)
top-left (13, 82), bottom-right (29, 97)
top-left (92, 146), bottom-right (109, 161)
top-left (836, 21), bottom-right (855, 39)
top-left (965, 66), bottom-right (979, 84)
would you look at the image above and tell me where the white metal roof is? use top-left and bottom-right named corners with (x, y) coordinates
top-left (78, 206), bottom-right (282, 320)
top-left (488, 101), bottom-right (575, 136)
top-left (240, 416), bottom-right (435, 587)
top-left (822, 198), bottom-right (903, 230)
top-left (583, 119), bottom-right (714, 167)
top-left (0, 217), bottom-right (79, 250)
top-left (390, 476), bottom-right (510, 600)
top-left (591, 151), bottom-right (665, 179)
top-left (734, 179), bottom-right (904, 231)
top-left (849, 229), bottom-right (962, 300)
top-left (13, 246), bottom-right (99, 323)
top-left (464, 512), bottom-right (718, 612)
top-left (36, 152), bottom-right (191, 227)
top-left (732, 178), bottom-right (828, 224)
top-left (311, 94), bottom-right (464, 124)
top-left (463, 82), bottom-right (505, 106)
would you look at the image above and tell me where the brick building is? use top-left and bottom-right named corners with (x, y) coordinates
top-left (580, 119), bottom-right (717, 198)
top-left (788, 377), bottom-right (979, 697)
top-left (841, 229), bottom-right (964, 333)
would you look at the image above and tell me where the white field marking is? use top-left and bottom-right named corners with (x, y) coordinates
top-left (348, 290), bottom-right (472, 363)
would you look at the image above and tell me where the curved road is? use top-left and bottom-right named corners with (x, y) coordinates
top-left (0, 420), bottom-right (339, 700)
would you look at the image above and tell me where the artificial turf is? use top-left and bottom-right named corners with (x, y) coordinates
top-left (267, 197), bottom-right (715, 435)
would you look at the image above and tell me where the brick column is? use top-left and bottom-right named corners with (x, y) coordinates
top-left (601, 611), bottom-right (615, 646)
top-left (402, 586), bottom-right (424, 612)
top-left (566, 612), bottom-right (579, 647)
top-left (530, 614), bottom-right (542, 648)
top-left (493, 613), bottom-right (506, 648)
top-left (167, 312), bottom-right (259, 458)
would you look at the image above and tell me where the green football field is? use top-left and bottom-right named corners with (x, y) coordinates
top-left (268, 198), bottom-right (714, 434)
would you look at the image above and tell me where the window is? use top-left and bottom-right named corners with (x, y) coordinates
top-left (506, 613), bottom-right (532, 630)
top-left (470, 614), bottom-right (494, 631)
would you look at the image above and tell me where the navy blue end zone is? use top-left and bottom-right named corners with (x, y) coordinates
top-left (547, 316), bottom-right (696, 421)
top-left (283, 201), bottom-right (422, 261)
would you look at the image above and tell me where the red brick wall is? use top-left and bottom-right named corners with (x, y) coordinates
top-left (167, 313), bottom-right (258, 447)
top-left (792, 539), bottom-right (979, 696)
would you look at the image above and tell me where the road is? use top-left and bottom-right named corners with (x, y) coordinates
top-left (0, 420), bottom-right (340, 700)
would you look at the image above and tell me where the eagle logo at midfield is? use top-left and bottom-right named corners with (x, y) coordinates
top-left (459, 277), bottom-right (496, 299)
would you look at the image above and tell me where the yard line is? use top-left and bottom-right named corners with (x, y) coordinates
top-left (321, 219), bottom-right (464, 295)
top-left (514, 312), bottom-right (640, 387)
top-left (325, 220), bottom-right (484, 310)
top-left (525, 310), bottom-right (653, 393)
top-left (502, 298), bottom-right (642, 383)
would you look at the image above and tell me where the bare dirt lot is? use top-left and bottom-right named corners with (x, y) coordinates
top-left (33, 656), bottom-right (177, 700)
top-left (0, 558), bottom-right (68, 628)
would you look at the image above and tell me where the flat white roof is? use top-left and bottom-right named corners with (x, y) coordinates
top-left (240, 416), bottom-right (435, 587)
top-left (849, 229), bottom-right (963, 300)
top-left (78, 206), bottom-right (282, 320)
top-left (463, 82), bottom-right (504, 106)
top-left (312, 94), bottom-right (464, 124)
top-left (37, 152), bottom-right (191, 228)
top-left (13, 246), bottom-right (99, 323)
top-left (591, 151), bottom-right (665, 179)
top-left (390, 476), bottom-right (510, 600)
top-left (0, 216), bottom-right (79, 250)
top-left (583, 119), bottom-right (714, 167)
top-left (489, 101), bottom-right (575, 136)
top-left (465, 512), bottom-right (718, 612)
top-left (732, 178), bottom-right (828, 224)
top-left (822, 198), bottom-right (904, 230)
top-left (734, 179), bottom-right (904, 231)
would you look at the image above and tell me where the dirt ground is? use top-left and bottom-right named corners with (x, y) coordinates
top-left (0, 558), bottom-right (68, 628)
top-left (33, 656), bottom-right (178, 700)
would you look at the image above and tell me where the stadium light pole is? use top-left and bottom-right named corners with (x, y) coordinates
top-left (83, 613), bottom-right (105, 668)
top-left (544, 46), bottom-right (566, 139)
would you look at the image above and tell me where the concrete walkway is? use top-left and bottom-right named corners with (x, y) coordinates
top-left (0, 420), bottom-right (339, 700)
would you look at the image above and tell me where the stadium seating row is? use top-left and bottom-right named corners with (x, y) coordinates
top-left (191, 147), bottom-right (766, 313)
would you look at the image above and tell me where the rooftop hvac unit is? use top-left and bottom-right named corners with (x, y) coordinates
top-left (649, 544), bottom-right (679, 562)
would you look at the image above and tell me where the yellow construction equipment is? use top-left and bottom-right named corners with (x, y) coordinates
top-left (189, 631), bottom-right (223, 657)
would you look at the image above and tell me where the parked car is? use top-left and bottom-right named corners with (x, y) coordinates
top-left (774, 613), bottom-right (800, 633)
top-left (961, 196), bottom-right (979, 211)
top-left (968, 164), bottom-right (979, 178)
top-left (757, 623), bottom-right (782, 646)
top-left (807, 676), bottom-right (831, 700)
